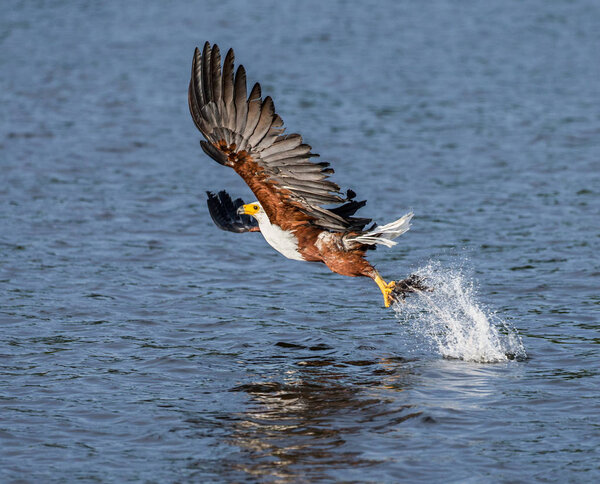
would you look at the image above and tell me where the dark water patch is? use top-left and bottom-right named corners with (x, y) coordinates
top-left (275, 341), bottom-right (306, 350)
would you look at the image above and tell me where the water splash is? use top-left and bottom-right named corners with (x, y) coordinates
top-left (393, 262), bottom-right (526, 363)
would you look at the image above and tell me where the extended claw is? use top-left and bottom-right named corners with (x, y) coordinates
top-left (374, 273), bottom-right (430, 308)
top-left (374, 276), bottom-right (397, 308)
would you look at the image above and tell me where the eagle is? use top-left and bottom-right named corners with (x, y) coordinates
top-left (189, 42), bottom-right (427, 307)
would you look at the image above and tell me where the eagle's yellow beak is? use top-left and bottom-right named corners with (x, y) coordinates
top-left (238, 203), bottom-right (261, 216)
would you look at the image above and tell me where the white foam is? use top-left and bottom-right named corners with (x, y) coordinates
top-left (393, 261), bottom-right (526, 363)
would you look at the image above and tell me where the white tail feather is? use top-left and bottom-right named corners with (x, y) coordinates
top-left (349, 212), bottom-right (413, 248)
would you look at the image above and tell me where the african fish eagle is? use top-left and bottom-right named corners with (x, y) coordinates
top-left (189, 42), bottom-right (426, 307)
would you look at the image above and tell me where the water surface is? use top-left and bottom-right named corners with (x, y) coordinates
top-left (1, 1), bottom-right (599, 482)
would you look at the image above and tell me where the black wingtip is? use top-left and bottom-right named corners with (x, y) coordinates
top-left (205, 190), bottom-right (258, 233)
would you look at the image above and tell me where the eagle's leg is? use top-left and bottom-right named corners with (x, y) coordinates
top-left (373, 273), bottom-right (396, 308)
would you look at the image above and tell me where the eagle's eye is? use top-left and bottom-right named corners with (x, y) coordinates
top-left (253, 205), bottom-right (259, 211)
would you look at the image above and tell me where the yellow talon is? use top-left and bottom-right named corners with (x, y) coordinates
top-left (374, 275), bottom-right (396, 308)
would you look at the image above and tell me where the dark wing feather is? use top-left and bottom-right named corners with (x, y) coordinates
top-left (206, 191), bottom-right (259, 233)
top-left (189, 43), bottom-right (372, 233)
top-left (222, 49), bottom-right (236, 131)
top-left (240, 83), bottom-right (263, 150)
top-left (234, 65), bottom-right (248, 137)
top-left (210, 45), bottom-right (222, 104)
top-left (201, 42), bottom-right (212, 105)
top-left (200, 140), bottom-right (228, 165)
top-left (248, 96), bottom-right (274, 147)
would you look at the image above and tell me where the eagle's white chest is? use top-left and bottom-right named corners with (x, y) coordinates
top-left (255, 212), bottom-right (304, 261)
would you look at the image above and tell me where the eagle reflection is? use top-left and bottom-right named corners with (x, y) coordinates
top-left (228, 357), bottom-right (421, 482)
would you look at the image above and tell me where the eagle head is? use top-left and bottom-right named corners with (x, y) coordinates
top-left (237, 201), bottom-right (263, 217)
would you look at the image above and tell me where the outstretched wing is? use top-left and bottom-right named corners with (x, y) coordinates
top-left (206, 190), bottom-right (259, 233)
top-left (189, 42), bottom-right (371, 233)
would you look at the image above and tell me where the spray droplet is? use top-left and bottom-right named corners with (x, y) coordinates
top-left (394, 261), bottom-right (526, 363)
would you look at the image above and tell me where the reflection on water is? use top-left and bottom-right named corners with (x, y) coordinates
top-left (227, 357), bottom-right (421, 481)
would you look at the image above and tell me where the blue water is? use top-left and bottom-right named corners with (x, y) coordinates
top-left (1, 1), bottom-right (599, 482)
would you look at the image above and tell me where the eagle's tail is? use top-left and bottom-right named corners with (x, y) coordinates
top-left (348, 212), bottom-right (413, 248)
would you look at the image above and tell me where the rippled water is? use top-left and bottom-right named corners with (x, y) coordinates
top-left (2, 1), bottom-right (599, 482)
